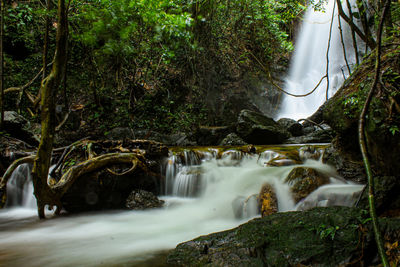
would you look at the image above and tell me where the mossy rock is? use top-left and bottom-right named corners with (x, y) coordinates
top-left (285, 167), bottom-right (329, 203)
top-left (258, 183), bottom-right (278, 217)
top-left (236, 109), bottom-right (290, 145)
top-left (167, 207), bottom-right (400, 266)
top-left (321, 42), bottom-right (400, 177)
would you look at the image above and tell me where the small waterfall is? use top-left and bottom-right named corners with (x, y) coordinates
top-left (278, 0), bottom-right (361, 120)
top-left (165, 150), bottom-right (204, 196)
top-left (0, 146), bottom-right (365, 266)
top-left (5, 163), bottom-right (36, 209)
top-left (165, 146), bottom-right (363, 217)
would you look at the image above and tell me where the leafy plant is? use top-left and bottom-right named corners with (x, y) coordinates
top-left (316, 224), bottom-right (340, 240)
top-left (389, 125), bottom-right (399, 135)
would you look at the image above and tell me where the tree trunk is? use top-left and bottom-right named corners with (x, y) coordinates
top-left (31, 0), bottom-right (69, 219)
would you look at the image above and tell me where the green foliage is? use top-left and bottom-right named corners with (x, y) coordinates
top-left (389, 125), bottom-right (399, 135)
top-left (4, 2), bottom-right (44, 58)
top-left (73, 0), bottom-right (193, 74)
top-left (316, 224), bottom-right (340, 240)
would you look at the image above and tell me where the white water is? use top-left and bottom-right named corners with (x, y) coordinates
top-left (278, 0), bottom-right (360, 120)
top-left (0, 148), bottom-right (364, 266)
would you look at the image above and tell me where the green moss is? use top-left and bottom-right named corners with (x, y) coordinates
top-left (168, 207), bottom-right (396, 266)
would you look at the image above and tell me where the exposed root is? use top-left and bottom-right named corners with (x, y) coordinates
top-left (51, 153), bottom-right (142, 196)
top-left (106, 160), bottom-right (138, 176)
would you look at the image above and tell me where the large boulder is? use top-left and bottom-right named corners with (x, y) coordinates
top-left (3, 111), bottom-right (38, 146)
top-left (219, 133), bottom-right (247, 146)
top-left (285, 124), bottom-right (335, 144)
top-left (194, 126), bottom-right (233, 146)
top-left (285, 167), bottom-right (329, 203)
top-left (277, 118), bottom-right (303, 136)
top-left (167, 207), bottom-right (400, 266)
top-left (236, 110), bottom-right (290, 144)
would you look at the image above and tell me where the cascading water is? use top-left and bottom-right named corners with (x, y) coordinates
top-left (0, 146), bottom-right (364, 266)
top-left (277, 0), bottom-right (361, 120)
top-left (5, 163), bottom-right (36, 209)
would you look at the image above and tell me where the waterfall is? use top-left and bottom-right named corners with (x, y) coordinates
top-left (277, 0), bottom-right (361, 120)
top-left (0, 146), bottom-right (364, 266)
top-left (5, 163), bottom-right (36, 209)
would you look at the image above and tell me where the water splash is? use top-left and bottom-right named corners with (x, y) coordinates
top-left (278, 0), bottom-right (360, 120)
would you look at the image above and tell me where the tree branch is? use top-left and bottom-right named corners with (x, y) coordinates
top-left (336, 0), bottom-right (376, 49)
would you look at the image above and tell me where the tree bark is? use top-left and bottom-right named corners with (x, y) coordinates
top-left (32, 0), bottom-right (69, 219)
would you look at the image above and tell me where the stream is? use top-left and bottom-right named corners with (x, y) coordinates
top-left (0, 145), bottom-right (364, 266)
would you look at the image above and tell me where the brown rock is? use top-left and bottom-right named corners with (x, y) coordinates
top-left (258, 183), bottom-right (278, 217)
top-left (285, 167), bottom-right (329, 203)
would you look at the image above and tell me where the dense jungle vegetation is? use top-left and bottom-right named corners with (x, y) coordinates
top-left (0, 0), bottom-right (399, 265)
top-left (0, 0), bottom-right (305, 137)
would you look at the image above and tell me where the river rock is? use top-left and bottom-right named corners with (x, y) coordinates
top-left (2, 111), bottom-right (38, 146)
top-left (277, 118), bottom-right (303, 136)
top-left (258, 183), bottom-right (278, 217)
top-left (285, 167), bottom-right (329, 203)
top-left (236, 109), bottom-right (290, 144)
top-left (285, 125), bottom-right (335, 144)
top-left (298, 145), bottom-right (322, 161)
top-left (232, 195), bottom-right (259, 219)
top-left (219, 133), bottom-right (247, 146)
top-left (125, 189), bottom-right (164, 210)
top-left (195, 126), bottom-right (233, 146)
top-left (167, 207), bottom-right (400, 266)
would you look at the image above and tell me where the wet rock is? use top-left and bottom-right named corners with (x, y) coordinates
top-left (298, 145), bottom-right (322, 161)
top-left (2, 111), bottom-right (38, 146)
top-left (285, 167), bottom-right (329, 203)
top-left (265, 158), bottom-right (297, 167)
top-left (195, 126), bottom-right (233, 146)
top-left (322, 141), bottom-right (365, 183)
top-left (277, 118), bottom-right (303, 136)
top-left (285, 125), bottom-right (335, 144)
top-left (219, 133), bottom-right (247, 146)
top-left (167, 207), bottom-right (400, 266)
top-left (258, 183), bottom-right (278, 217)
top-left (357, 175), bottom-right (400, 215)
top-left (232, 195), bottom-right (259, 219)
top-left (125, 189), bottom-right (164, 210)
top-left (4, 111), bottom-right (27, 127)
top-left (236, 109), bottom-right (290, 144)
top-left (232, 196), bottom-right (246, 219)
